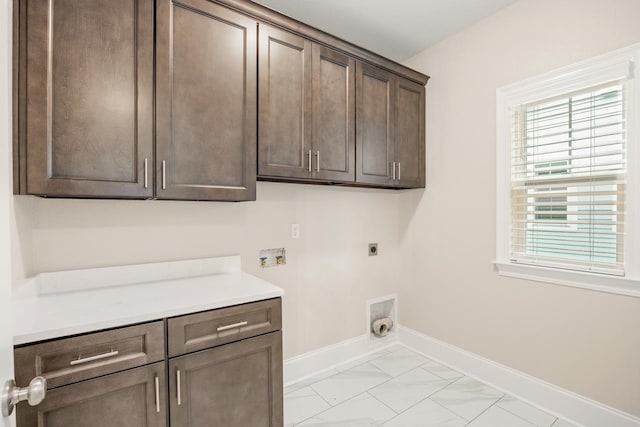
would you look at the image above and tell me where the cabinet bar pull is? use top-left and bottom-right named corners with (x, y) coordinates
top-left (70, 349), bottom-right (119, 366)
top-left (154, 376), bottom-right (160, 413)
top-left (217, 321), bottom-right (248, 332)
top-left (144, 158), bottom-right (148, 189)
top-left (315, 151), bottom-right (320, 172)
top-left (162, 160), bottom-right (166, 190)
top-left (397, 162), bottom-right (401, 181)
top-left (308, 150), bottom-right (312, 172)
top-left (177, 370), bottom-right (181, 406)
top-left (392, 162), bottom-right (396, 180)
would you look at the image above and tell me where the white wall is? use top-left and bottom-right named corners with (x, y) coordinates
top-left (1, 0), bottom-right (16, 425)
top-left (400, 0), bottom-right (640, 417)
top-left (11, 183), bottom-right (402, 359)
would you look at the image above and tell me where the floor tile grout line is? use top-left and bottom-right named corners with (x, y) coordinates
top-left (370, 377), bottom-right (459, 421)
top-left (496, 401), bottom-right (558, 427)
top-left (365, 390), bottom-right (403, 417)
top-left (418, 364), bottom-right (461, 383)
top-left (460, 394), bottom-right (509, 426)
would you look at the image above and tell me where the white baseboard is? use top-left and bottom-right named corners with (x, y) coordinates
top-left (398, 325), bottom-right (640, 427)
top-left (283, 325), bottom-right (640, 427)
top-left (283, 333), bottom-right (399, 386)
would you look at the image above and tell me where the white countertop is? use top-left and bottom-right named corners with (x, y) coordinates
top-left (12, 257), bottom-right (284, 345)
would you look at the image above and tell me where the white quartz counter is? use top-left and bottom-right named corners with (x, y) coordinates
top-left (12, 257), bottom-right (284, 345)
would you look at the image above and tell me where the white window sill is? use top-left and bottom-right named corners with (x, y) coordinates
top-left (493, 261), bottom-right (640, 298)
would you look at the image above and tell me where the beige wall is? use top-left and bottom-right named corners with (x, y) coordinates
top-left (10, 183), bottom-right (401, 359)
top-left (400, 0), bottom-right (640, 417)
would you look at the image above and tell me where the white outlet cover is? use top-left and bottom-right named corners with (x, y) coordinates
top-left (291, 223), bottom-right (300, 239)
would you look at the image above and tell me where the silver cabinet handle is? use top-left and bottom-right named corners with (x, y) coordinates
top-left (308, 150), bottom-right (312, 172)
top-left (162, 160), bottom-right (166, 190)
top-left (176, 370), bottom-right (181, 406)
top-left (392, 162), bottom-right (396, 180)
top-left (315, 151), bottom-right (320, 172)
top-left (144, 158), bottom-right (148, 189)
top-left (154, 376), bottom-right (160, 413)
top-left (217, 321), bottom-right (248, 332)
top-left (1, 376), bottom-right (47, 416)
top-left (397, 162), bottom-right (401, 181)
top-left (70, 350), bottom-right (119, 366)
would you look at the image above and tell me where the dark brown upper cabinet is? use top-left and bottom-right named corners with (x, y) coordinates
top-left (258, 25), bottom-right (312, 180)
top-left (356, 62), bottom-right (426, 189)
top-left (356, 62), bottom-right (395, 187)
top-left (16, 0), bottom-right (154, 198)
top-left (155, 0), bottom-right (257, 201)
top-left (14, 0), bottom-right (427, 199)
top-left (258, 25), bottom-right (356, 183)
top-left (395, 77), bottom-right (426, 188)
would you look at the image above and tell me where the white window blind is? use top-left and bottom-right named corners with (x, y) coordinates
top-left (510, 81), bottom-right (626, 275)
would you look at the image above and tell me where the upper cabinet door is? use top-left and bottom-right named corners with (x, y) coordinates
top-left (355, 62), bottom-right (395, 187)
top-left (311, 45), bottom-right (356, 182)
top-left (258, 25), bottom-right (312, 180)
top-left (23, 0), bottom-right (154, 198)
top-left (156, 0), bottom-right (257, 201)
top-left (395, 77), bottom-right (426, 188)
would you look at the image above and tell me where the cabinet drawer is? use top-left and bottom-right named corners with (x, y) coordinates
top-left (15, 321), bottom-right (165, 389)
top-left (168, 298), bottom-right (281, 357)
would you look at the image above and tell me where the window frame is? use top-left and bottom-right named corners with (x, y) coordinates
top-left (495, 44), bottom-right (640, 298)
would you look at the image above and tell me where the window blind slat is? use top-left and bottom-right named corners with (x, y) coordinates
top-left (510, 81), bottom-right (626, 275)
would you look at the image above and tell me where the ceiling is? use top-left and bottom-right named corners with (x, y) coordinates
top-left (254, 0), bottom-right (518, 62)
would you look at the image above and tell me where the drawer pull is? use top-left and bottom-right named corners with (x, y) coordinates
top-left (69, 349), bottom-right (119, 366)
top-left (177, 370), bottom-right (181, 406)
top-left (216, 321), bottom-right (248, 332)
top-left (154, 376), bottom-right (160, 413)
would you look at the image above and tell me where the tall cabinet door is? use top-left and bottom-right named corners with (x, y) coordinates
top-left (16, 363), bottom-right (166, 427)
top-left (22, 0), bottom-right (154, 198)
top-left (355, 62), bottom-right (395, 186)
top-left (258, 25), bottom-right (312, 180)
top-left (156, 0), bottom-right (257, 201)
top-left (169, 332), bottom-right (283, 427)
top-left (311, 45), bottom-right (356, 182)
top-left (395, 77), bottom-right (426, 188)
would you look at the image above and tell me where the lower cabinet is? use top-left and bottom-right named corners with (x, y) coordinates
top-left (169, 332), bottom-right (283, 427)
top-left (14, 299), bottom-right (283, 427)
top-left (16, 362), bottom-right (167, 427)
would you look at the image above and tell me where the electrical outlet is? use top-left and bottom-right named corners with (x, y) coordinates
top-left (369, 243), bottom-right (378, 256)
top-left (291, 223), bottom-right (300, 239)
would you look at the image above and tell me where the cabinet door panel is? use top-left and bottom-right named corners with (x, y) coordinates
top-left (24, 0), bottom-right (153, 197)
top-left (170, 331), bottom-right (283, 427)
top-left (356, 62), bottom-right (395, 186)
top-left (156, 0), bottom-right (256, 201)
top-left (312, 45), bottom-right (355, 182)
top-left (258, 25), bottom-right (312, 179)
top-left (16, 362), bottom-right (166, 427)
top-left (395, 77), bottom-right (425, 188)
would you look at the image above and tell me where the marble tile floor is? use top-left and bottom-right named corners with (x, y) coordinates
top-left (284, 345), bottom-right (578, 427)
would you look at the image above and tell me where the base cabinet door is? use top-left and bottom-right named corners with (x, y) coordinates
top-left (19, 0), bottom-right (154, 198)
top-left (169, 331), bottom-right (283, 427)
top-left (156, 0), bottom-right (257, 201)
top-left (16, 362), bottom-right (166, 427)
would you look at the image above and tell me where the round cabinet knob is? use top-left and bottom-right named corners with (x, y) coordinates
top-left (1, 376), bottom-right (47, 416)
top-left (27, 377), bottom-right (47, 406)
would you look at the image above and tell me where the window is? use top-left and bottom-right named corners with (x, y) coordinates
top-left (496, 44), bottom-right (640, 297)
